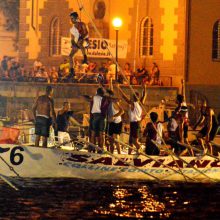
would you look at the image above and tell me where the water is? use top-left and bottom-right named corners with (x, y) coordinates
top-left (0, 179), bottom-right (220, 219)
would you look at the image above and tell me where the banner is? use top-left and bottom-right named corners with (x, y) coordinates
top-left (61, 37), bottom-right (128, 58)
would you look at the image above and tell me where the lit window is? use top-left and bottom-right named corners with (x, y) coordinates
top-left (140, 17), bottom-right (153, 57)
top-left (50, 17), bottom-right (61, 56)
top-left (212, 20), bottom-right (220, 61)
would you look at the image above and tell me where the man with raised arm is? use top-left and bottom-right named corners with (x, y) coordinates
top-left (56, 101), bottom-right (81, 148)
top-left (107, 79), bottom-right (124, 154)
top-left (32, 86), bottom-right (56, 148)
top-left (69, 12), bottom-right (89, 77)
top-left (117, 84), bottom-right (147, 154)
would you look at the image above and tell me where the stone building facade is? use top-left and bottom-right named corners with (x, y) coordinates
top-left (4, 0), bottom-right (220, 112)
top-left (18, 0), bottom-right (187, 88)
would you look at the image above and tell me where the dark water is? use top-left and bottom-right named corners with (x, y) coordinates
top-left (0, 178), bottom-right (220, 220)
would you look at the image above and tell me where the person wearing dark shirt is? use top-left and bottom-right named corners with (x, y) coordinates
top-left (56, 102), bottom-right (81, 147)
top-left (144, 112), bottom-right (163, 155)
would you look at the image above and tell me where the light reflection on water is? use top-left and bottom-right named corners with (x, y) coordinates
top-left (0, 178), bottom-right (220, 219)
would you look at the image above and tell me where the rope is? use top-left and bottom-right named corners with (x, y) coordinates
top-left (0, 155), bottom-right (20, 177)
top-left (76, 0), bottom-right (83, 22)
top-left (0, 154), bottom-right (20, 190)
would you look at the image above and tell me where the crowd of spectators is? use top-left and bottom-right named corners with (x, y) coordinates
top-left (0, 56), bottom-right (162, 85)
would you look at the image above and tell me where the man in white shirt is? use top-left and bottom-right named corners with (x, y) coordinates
top-left (118, 84), bottom-right (147, 154)
top-left (69, 12), bottom-right (89, 77)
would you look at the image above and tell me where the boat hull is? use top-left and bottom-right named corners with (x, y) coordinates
top-left (0, 144), bottom-right (220, 182)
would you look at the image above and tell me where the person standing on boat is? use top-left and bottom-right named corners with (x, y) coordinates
top-left (69, 12), bottom-right (89, 77)
top-left (107, 79), bottom-right (124, 154)
top-left (90, 87), bottom-right (110, 153)
top-left (193, 102), bottom-right (219, 155)
top-left (170, 94), bottom-right (194, 156)
top-left (117, 84), bottom-right (147, 154)
top-left (56, 102), bottom-right (81, 148)
top-left (32, 86), bottom-right (56, 148)
top-left (144, 112), bottom-right (163, 155)
top-left (174, 95), bottom-right (189, 144)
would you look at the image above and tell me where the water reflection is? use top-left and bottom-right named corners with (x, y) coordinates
top-left (94, 185), bottom-right (171, 218)
top-left (0, 179), bottom-right (219, 219)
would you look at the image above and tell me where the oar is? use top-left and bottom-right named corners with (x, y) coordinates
top-left (177, 141), bottom-right (220, 161)
top-left (76, 136), bottom-right (161, 182)
top-left (105, 134), bottom-right (197, 182)
top-left (152, 140), bottom-right (216, 182)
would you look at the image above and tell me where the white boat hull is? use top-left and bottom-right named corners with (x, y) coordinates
top-left (0, 144), bottom-right (220, 182)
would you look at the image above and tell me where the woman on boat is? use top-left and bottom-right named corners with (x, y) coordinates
top-left (193, 102), bottom-right (219, 155)
top-left (117, 84), bottom-right (147, 154)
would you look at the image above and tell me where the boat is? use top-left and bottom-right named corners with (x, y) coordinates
top-left (0, 143), bottom-right (220, 182)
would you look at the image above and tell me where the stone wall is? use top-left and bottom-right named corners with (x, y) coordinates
top-left (0, 82), bottom-right (178, 119)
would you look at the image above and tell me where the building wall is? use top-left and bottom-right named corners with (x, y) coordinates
top-left (18, 0), bottom-right (186, 87)
top-left (186, 0), bottom-right (220, 113)
top-left (19, 0), bottom-right (71, 67)
top-left (187, 0), bottom-right (220, 85)
top-left (0, 11), bottom-right (17, 59)
top-left (146, 0), bottom-right (186, 87)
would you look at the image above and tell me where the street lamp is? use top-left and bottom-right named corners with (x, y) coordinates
top-left (112, 17), bottom-right (122, 81)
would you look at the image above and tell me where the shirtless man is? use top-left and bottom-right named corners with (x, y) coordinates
top-left (69, 12), bottom-right (89, 77)
top-left (193, 102), bottom-right (219, 155)
top-left (32, 86), bottom-right (56, 147)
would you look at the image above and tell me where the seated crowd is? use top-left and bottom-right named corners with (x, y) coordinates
top-left (0, 56), bottom-right (162, 86)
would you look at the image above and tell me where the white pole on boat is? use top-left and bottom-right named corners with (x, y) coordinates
top-left (0, 174), bottom-right (19, 191)
top-left (76, 137), bottom-right (161, 182)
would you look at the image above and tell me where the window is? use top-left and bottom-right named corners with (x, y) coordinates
top-left (140, 17), bottom-right (153, 57)
top-left (50, 17), bottom-right (60, 56)
top-left (212, 20), bottom-right (220, 61)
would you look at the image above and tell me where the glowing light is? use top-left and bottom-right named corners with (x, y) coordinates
top-left (112, 17), bottom-right (122, 30)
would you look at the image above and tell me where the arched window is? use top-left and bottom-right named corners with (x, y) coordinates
top-left (50, 17), bottom-right (61, 56)
top-left (140, 17), bottom-right (153, 57)
top-left (212, 20), bottom-right (220, 61)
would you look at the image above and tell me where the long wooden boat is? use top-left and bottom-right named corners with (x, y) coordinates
top-left (0, 144), bottom-right (220, 182)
